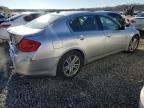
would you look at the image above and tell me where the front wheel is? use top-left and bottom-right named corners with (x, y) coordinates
top-left (127, 36), bottom-right (139, 52)
top-left (57, 51), bottom-right (84, 78)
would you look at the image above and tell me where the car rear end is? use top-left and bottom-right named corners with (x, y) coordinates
top-left (0, 13), bottom-right (44, 40)
top-left (8, 14), bottom-right (63, 76)
top-left (8, 26), bottom-right (60, 76)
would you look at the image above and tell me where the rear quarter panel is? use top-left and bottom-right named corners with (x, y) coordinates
top-left (44, 17), bottom-right (86, 62)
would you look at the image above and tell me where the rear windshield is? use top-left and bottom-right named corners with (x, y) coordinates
top-left (25, 14), bottom-right (62, 29)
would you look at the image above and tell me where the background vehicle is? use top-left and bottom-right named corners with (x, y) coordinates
top-left (0, 13), bottom-right (6, 24)
top-left (8, 11), bottom-right (140, 78)
top-left (137, 12), bottom-right (144, 17)
top-left (129, 14), bottom-right (144, 32)
top-left (140, 87), bottom-right (144, 108)
top-left (0, 12), bottom-right (45, 41)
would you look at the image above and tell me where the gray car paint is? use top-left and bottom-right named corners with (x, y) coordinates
top-left (8, 11), bottom-right (140, 76)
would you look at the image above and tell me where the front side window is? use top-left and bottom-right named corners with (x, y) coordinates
top-left (99, 16), bottom-right (119, 30)
top-left (69, 15), bottom-right (99, 32)
top-left (108, 13), bottom-right (120, 21)
top-left (108, 13), bottom-right (126, 26)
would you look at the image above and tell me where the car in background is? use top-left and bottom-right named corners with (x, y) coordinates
top-left (127, 12), bottom-right (144, 32)
top-left (0, 12), bottom-right (45, 41)
top-left (129, 17), bottom-right (144, 32)
top-left (140, 87), bottom-right (144, 108)
top-left (0, 13), bottom-right (6, 24)
top-left (137, 12), bottom-right (144, 17)
top-left (96, 11), bottom-right (126, 26)
top-left (8, 11), bottom-right (140, 78)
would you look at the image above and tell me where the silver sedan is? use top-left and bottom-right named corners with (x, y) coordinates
top-left (8, 11), bottom-right (140, 78)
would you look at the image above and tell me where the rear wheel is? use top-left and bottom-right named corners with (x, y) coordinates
top-left (127, 36), bottom-right (139, 52)
top-left (57, 51), bottom-right (84, 78)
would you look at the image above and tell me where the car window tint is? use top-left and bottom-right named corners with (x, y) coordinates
top-left (99, 16), bottom-right (118, 30)
top-left (24, 13), bottom-right (41, 22)
top-left (137, 13), bottom-right (144, 17)
top-left (108, 13), bottom-right (120, 21)
top-left (108, 13), bottom-right (125, 25)
top-left (0, 15), bottom-right (4, 19)
top-left (69, 15), bottom-right (99, 32)
top-left (8, 15), bottom-right (22, 21)
top-left (25, 14), bottom-right (62, 29)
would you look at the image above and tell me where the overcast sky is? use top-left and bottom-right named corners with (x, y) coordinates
top-left (0, 0), bottom-right (143, 9)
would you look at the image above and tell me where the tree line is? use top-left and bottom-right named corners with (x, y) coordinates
top-left (0, 4), bottom-right (144, 13)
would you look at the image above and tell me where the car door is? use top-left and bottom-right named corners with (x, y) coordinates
top-left (69, 15), bottom-right (107, 60)
top-left (99, 15), bottom-right (128, 53)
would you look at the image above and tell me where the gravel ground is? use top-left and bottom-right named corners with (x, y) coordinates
top-left (0, 38), bottom-right (144, 108)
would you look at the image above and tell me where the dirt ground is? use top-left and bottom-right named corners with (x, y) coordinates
top-left (0, 37), bottom-right (144, 108)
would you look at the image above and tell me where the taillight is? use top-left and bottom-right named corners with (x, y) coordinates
top-left (16, 38), bottom-right (41, 52)
top-left (0, 24), bottom-right (11, 28)
top-left (129, 19), bottom-right (136, 24)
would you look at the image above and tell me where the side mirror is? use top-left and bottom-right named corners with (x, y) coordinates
top-left (126, 24), bottom-right (130, 27)
top-left (118, 25), bottom-right (125, 30)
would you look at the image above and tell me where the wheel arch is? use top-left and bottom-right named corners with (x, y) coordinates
top-left (133, 34), bottom-right (140, 40)
top-left (59, 48), bottom-right (86, 63)
top-left (126, 33), bottom-right (140, 52)
top-left (56, 48), bottom-right (86, 76)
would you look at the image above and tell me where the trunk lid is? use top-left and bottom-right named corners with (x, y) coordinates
top-left (7, 25), bottom-right (42, 45)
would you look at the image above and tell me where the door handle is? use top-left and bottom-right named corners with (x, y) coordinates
top-left (106, 33), bottom-right (111, 38)
top-left (79, 35), bottom-right (85, 40)
top-left (107, 35), bottom-right (111, 38)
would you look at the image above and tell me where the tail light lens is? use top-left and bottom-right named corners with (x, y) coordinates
top-left (0, 24), bottom-right (11, 28)
top-left (129, 19), bottom-right (136, 24)
top-left (16, 38), bottom-right (41, 52)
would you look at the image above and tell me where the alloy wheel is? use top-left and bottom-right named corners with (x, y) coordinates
top-left (129, 38), bottom-right (139, 52)
top-left (63, 55), bottom-right (80, 77)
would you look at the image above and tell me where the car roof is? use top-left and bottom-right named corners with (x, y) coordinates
top-left (52, 11), bottom-right (122, 17)
top-left (95, 11), bottom-right (120, 15)
top-left (21, 12), bottom-right (45, 15)
top-left (53, 11), bottom-right (96, 16)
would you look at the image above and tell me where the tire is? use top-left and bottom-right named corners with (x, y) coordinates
top-left (127, 36), bottom-right (139, 52)
top-left (57, 51), bottom-right (84, 78)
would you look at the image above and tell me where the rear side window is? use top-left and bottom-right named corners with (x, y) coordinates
top-left (24, 13), bottom-right (41, 22)
top-left (25, 14), bottom-right (62, 29)
top-left (69, 15), bottom-right (100, 32)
